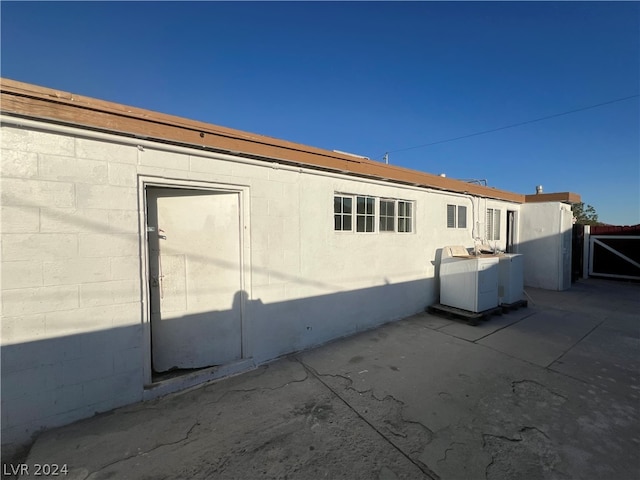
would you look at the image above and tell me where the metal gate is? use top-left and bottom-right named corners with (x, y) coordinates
top-left (589, 234), bottom-right (640, 280)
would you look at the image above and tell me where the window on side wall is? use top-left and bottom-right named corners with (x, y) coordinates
top-left (486, 208), bottom-right (501, 240)
top-left (356, 196), bottom-right (375, 232)
top-left (398, 201), bottom-right (413, 233)
top-left (447, 204), bottom-right (467, 228)
top-left (334, 195), bottom-right (353, 231)
top-left (458, 205), bottom-right (467, 228)
top-left (333, 194), bottom-right (414, 234)
top-left (379, 199), bottom-right (395, 232)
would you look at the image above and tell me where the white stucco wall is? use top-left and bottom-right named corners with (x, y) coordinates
top-left (1, 120), bottom-right (522, 449)
top-left (518, 202), bottom-right (573, 290)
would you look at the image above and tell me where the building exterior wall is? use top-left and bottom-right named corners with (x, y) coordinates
top-left (518, 202), bottom-right (573, 290)
top-left (2, 120), bottom-right (530, 449)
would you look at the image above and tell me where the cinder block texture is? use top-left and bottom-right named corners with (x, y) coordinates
top-left (139, 148), bottom-right (189, 170)
top-left (76, 137), bottom-right (137, 164)
top-left (1, 127), bottom-right (75, 156)
top-left (39, 154), bottom-right (108, 184)
top-left (2, 285), bottom-right (79, 317)
top-left (1, 149), bottom-right (38, 178)
top-left (1, 178), bottom-right (75, 208)
top-left (75, 184), bottom-right (137, 210)
top-left (1, 261), bottom-right (43, 290)
top-left (1, 126), bottom-right (148, 449)
top-left (1, 206), bottom-right (40, 233)
top-left (2, 233), bottom-right (78, 261)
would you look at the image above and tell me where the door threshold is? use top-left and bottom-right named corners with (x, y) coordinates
top-left (143, 358), bottom-right (256, 401)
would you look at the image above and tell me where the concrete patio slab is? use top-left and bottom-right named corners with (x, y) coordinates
top-left (6, 279), bottom-right (639, 480)
top-left (476, 308), bottom-right (603, 367)
top-left (433, 307), bottom-right (534, 342)
top-left (549, 318), bottom-right (640, 397)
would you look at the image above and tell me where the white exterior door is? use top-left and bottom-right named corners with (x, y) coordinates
top-left (147, 187), bottom-right (242, 373)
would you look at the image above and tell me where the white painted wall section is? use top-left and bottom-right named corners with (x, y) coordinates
top-left (518, 202), bottom-right (573, 290)
top-left (0, 118), bottom-right (541, 452)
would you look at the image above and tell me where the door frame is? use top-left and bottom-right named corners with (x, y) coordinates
top-left (139, 176), bottom-right (252, 388)
top-left (506, 209), bottom-right (518, 253)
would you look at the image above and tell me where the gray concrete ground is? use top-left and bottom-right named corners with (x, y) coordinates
top-left (9, 279), bottom-right (640, 479)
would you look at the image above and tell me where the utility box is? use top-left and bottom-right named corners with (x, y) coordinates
top-left (498, 254), bottom-right (524, 305)
top-left (440, 246), bottom-right (500, 313)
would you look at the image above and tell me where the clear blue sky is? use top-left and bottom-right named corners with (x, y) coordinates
top-left (2, 1), bottom-right (638, 224)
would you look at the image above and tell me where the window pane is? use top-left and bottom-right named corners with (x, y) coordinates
top-left (357, 216), bottom-right (365, 232)
top-left (366, 216), bottom-right (374, 232)
top-left (357, 197), bottom-right (365, 214)
top-left (458, 206), bottom-right (467, 228)
top-left (398, 202), bottom-right (405, 216)
top-left (366, 197), bottom-right (374, 214)
top-left (344, 216), bottom-right (352, 231)
top-left (380, 201), bottom-right (394, 232)
top-left (405, 203), bottom-right (412, 217)
top-left (343, 197), bottom-right (352, 214)
top-left (334, 215), bottom-right (341, 230)
top-left (334, 197), bottom-right (342, 214)
top-left (447, 204), bottom-right (456, 228)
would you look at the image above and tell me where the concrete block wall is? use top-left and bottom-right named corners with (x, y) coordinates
top-left (1, 126), bottom-right (143, 448)
top-left (1, 120), bottom-right (522, 450)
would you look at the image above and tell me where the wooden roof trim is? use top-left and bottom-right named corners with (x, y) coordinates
top-left (1, 78), bottom-right (530, 202)
top-left (524, 192), bottom-right (581, 204)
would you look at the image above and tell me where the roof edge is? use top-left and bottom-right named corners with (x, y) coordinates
top-left (0, 77), bottom-right (566, 204)
top-left (524, 192), bottom-right (581, 204)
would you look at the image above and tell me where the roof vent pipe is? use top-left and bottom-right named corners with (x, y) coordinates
top-left (536, 185), bottom-right (543, 194)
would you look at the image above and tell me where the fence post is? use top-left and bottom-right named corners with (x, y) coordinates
top-left (582, 225), bottom-right (590, 279)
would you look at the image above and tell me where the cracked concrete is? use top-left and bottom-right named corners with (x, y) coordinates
top-left (483, 427), bottom-right (566, 480)
top-left (9, 279), bottom-right (640, 479)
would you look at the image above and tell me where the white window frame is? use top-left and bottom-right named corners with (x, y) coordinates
top-left (333, 194), bottom-right (414, 234)
top-left (447, 204), bottom-right (467, 228)
top-left (334, 195), bottom-right (353, 231)
top-left (458, 205), bottom-right (467, 229)
top-left (356, 195), bottom-right (376, 233)
top-left (397, 200), bottom-right (413, 233)
top-left (379, 199), bottom-right (396, 232)
top-left (487, 208), bottom-right (501, 240)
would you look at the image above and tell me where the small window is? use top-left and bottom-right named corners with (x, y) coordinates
top-left (356, 196), bottom-right (375, 232)
top-left (487, 208), bottom-right (501, 240)
top-left (398, 201), bottom-right (413, 233)
top-left (458, 206), bottom-right (467, 228)
top-left (379, 200), bottom-right (395, 232)
top-left (334, 196), bottom-right (353, 231)
top-left (447, 204), bottom-right (467, 228)
top-left (334, 194), bottom-right (414, 234)
top-left (447, 204), bottom-right (456, 228)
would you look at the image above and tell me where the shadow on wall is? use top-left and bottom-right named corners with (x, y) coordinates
top-left (517, 231), bottom-right (573, 291)
top-left (1, 277), bottom-right (436, 458)
top-left (430, 233), bottom-right (573, 295)
top-left (1, 323), bottom-right (145, 462)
